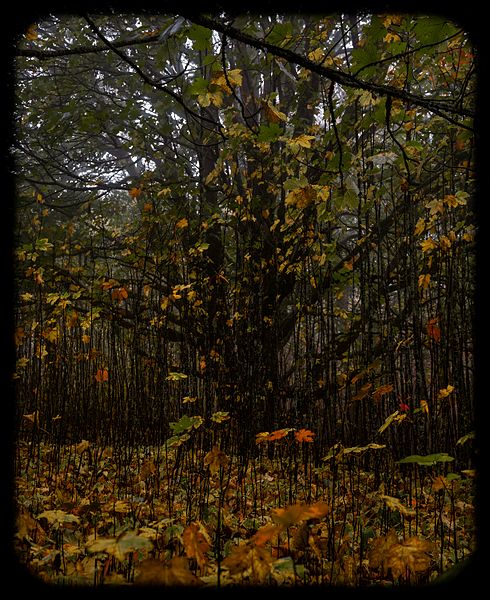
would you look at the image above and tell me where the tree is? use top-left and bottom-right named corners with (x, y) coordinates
top-left (13, 12), bottom-right (475, 462)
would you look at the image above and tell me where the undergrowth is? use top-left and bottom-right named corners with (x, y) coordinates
top-left (13, 434), bottom-right (476, 587)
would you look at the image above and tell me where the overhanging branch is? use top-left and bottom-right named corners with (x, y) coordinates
top-left (180, 13), bottom-right (474, 131)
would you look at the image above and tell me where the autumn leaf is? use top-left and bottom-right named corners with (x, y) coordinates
top-left (175, 217), bottom-right (189, 229)
top-left (386, 537), bottom-right (433, 580)
top-left (371, 383), bottom-right (394, 401)
top-left (25, 24), bottom-right (38, 41)
top-left (251, 524), bottom-right (283, 547)
top-left (352, 382), bottom-right (372, 401)
top-left (368, 529), bottom-right (399, 574)
top-left (204, 445), bottom-right (229, 474)
top-left (380, 494), bottom-right (416, 517)
top-left (95, 368), bottom-right (109, 383)
top-left (418, 273), bottom-right (431, 289)
top-left (129, 187), bottom-right (142, 198)
top-left (427, 317), bottom-right (441, 342)
top-left (420, 238), bottom-right (437, 253)
top-left (271, 502), bottom-right (330, 527)
top-left (211, 68), bottom-right (242, 93)
top-left (414, 217), bottom-right (426, 236)
top-left (37, 509), bottom-right (80, 528)
top-left (438, 384), bottom-right (455, 398)
top-left (268, 428), bottom-right (291, 441)
top-left (255, 431), bottom-right (271, 445)
top-left (111, 286), bottom-right (129, 302)
top-left (135, 557), bottom-right (203, 586)
top-left (86, 531), bottom-right (152, 562)
top-left (294, 428), bottom-right (315, 443)
top-left (222, 542), bottom-right (273, 584)
top-left (183, 522), bottom-right (211, 570)
top-left (261, 99), bottom-right (287, 123)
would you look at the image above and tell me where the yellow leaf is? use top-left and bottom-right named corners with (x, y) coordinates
top-left (420, 399), bottom-right (429, 414)
top-left (25, 24), bottom-right (38, 41)
top-left (420, 238), bottom-right (437, 253)
top-left (211, 69), bottom-right (242, 93)
top-left (438, 384), bottom-right (455, 399)
top-left (307, 47), bottom-right (325, 62)
top-left (175, 217), bottom-right (189, 229)
top-left (222, 543), bottom-right (272, 584)
top-left (414, 217), bottom-right (426, 236)
top-left (418, 273), bottom-right (431, 289)
top-left (426, 198), bottom-right (445, 216)
top-left (384, 32), bottom-right (401, 43)
top-left (261, 99), bottom-right (287, 123)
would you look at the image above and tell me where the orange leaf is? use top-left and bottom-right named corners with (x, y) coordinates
top-left (268, 428), bottom-right (290, 441)
top-left (372, 383), bottom-right (394, 402)
top-left (294, 428), bottom-right (315, 443)
top-left (271, 502), bottom-right (330, 527)
top-left (251, 524), bottom-right (283, 546)
top-left (95, 368), bottom-right (109, 383)
top-left (129, 187), bottom-right (142, 198)
top-left (111, 287), bottom-right (128, 302)
top-left (427, 317), bottom-right (441, 342)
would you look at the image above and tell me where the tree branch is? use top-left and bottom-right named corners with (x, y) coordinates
top-left (179, 13), bottom-right (474, 131)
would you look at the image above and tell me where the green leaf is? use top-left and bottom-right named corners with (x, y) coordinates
top-left (256, 123), bottom-right (282, 143)
top-left (189, 77), bottom-right (210, 96)
top-left (187, 24), bottom-right (212, 51)
top-left (397, 453), bottom-right (454, 466)
top-left (169, 414), bottom-right (204, 434)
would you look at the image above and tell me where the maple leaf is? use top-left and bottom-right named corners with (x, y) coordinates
top-left (95, 368), bottom-right (109, 383)
top-left (175, 217), bottom-right (188, 229)
top-left (386, 537), bottom-right (433, 580)
top-left (222, 542), bottom-right (273, 584)
top-left (294, 428), bottom-right (315, 443)
top-left (135, 557), bottom-right (203, 586)
top-left (251, 524), bottom-right (283, 547)
top-left (261, 99), bottom-right (287, 123)
top-left (111, 286), bottom-right (128, 302)
top-left (438, 384), bottom-right (455, 398)
top-left (271, 502), bottom-right (329, 527)
top-left (371, 383), bottom-right (394, 402)
top-left (418, 273), bottom-right (431, 289)
top-left (427, 317), bottom-right (441, 342)
top-left (420, 238), bottom-right (437, 253)
top-left (204, 445), bottom-right (229, 474)
top-left (129, 187), bottom-right (142, 198)
top-left (183, 522), bottom-right (210, 571)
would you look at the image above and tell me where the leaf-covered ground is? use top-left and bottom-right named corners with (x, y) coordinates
top-left (13, 440), bottom-right (476, 587)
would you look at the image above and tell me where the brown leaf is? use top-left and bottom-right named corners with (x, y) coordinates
top-left (251, 523), bottom-right (283, 546)
top-left (182, 522), bottom-right (210, 570)
top-left (367, 530), bottom-right (399, 574)
top-left (204, 446), bottom-right (228, 474)
top-left (222, 543), bottom-right (272, 584)
top-left (387, 537), bottom-right (432, 579)
top-left (135, 557), bottom-right (203, 586)
top-left (271, 502), bottom-right (330, 527)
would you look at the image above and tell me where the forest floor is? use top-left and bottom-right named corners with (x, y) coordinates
top-left (13, 439), bottom-right (476, 587)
